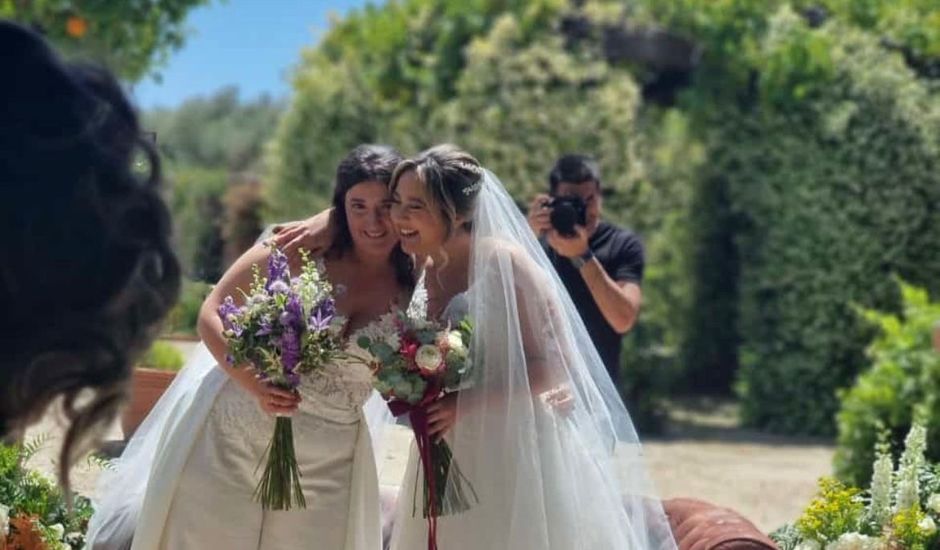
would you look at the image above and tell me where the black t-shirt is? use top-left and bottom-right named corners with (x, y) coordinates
top-left (542, 221), bottom-right (644, 385)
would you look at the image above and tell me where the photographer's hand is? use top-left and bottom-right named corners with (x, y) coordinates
top-left (527, 194), bottom-right (553, 236)
top-left (547, 226), bottom-right (590, 258)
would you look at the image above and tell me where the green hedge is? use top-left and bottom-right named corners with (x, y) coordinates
top-left (169, 167), bottom-right (228, 281)
top-left (140, 341), bottom-right (186, 372)
top-left (164, 279), bottom-right (213, 336)
top-left (269, 0), bottom-right (940, 435)
top-left (729, 12), bottom-right (940, 435)
top-left (835, 281), bottom-right (940, 487)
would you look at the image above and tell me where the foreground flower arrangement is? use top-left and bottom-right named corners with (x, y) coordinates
top-left (0, 437), bottom-right (97, 550)
top-left (773, 422), bottom-right (940, 550)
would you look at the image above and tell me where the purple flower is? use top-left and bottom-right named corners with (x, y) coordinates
top-left (308, 299), bottom-right (336, 331)
top-left (255, 316), bottom-right (273, 337)
top-left (279, 293), bottom-right (305, 330)
top-left (267, 280), bottom-right (290, 295)
top-left (265, 247), bottom-right (290, 292)
top-left (285, 372), bottom-right (301, 387)
top-left (279, 327), bottom-right (302, 378)
top-left (217, 296), bottom-right (244, 336)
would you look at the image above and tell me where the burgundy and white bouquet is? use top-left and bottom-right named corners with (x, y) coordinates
top-left (353, 311), bottom-right (477, 549)
top-left (218, 245), bottom-right (345, 510)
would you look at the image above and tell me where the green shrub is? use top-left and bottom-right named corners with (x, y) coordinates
top-left (835, 281), bottom-right (940, 486)
top-left (728, 13), bottom-right (940, 435)
top-left (169, 167), bottom-right (228, 281)
top-left (775, 422), bottom-right (940, 550)
top-left (223, 176), bottom-right (266, 266)
top-left (0, 437), bottom-right (95, 549)
top-left (164, 280), bottom-right (213, 336)
top-left (140, 341), bottom-right (186, 372)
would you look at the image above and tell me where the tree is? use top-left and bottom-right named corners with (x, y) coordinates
top-left (144, 87), bottom-right (284, 172)
top-left (1, 0), bottom-right (210, 81)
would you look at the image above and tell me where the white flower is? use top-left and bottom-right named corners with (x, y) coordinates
top-left (445, 331), bottom-right (465, 354)
top-left (0, 503), bottom-right (9, 537)
top-left (918, 515), bottom-right (936, 535)
top-left (927, 494), bottom-right (940, 515)
top-left (415, 345), bottom-right (444, 373)
top-left (49, 523), bottom-right (65, 540)
top-left (796, 540), bottom-right (822, 550)
top-left (895, 423), bottom-right (927, 512)
top-left (825, 532), bottom-right (884, 550)
top-left (410, 315), bottom-right (434, 331)
top-left (869, 452), bottom-right (893, 526)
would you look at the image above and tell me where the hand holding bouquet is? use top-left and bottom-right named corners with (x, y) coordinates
top-left (353, 312), bottom-right (477, 550)
top-left (218, 245), bottom-right (345, 510)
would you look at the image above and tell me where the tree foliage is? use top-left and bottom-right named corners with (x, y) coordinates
top-left (267, 0), bottom-right (940, 435)
top-left (1, 0), bottom-right (210, 81)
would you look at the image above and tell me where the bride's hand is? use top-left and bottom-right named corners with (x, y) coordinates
top-left (427, 393), bottom-right (459, 442)
top-left (270, 209), bottom-right (336, 262)
top-left (231, 366), bottom-right (301, 416)
top-left (544, 386), bottom-right (575, 417)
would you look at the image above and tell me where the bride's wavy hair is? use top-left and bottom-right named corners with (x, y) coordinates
top-left (0, 22), bottom-right (180, 488)
top-left (328, 144), bottom-right (414, 288)
top-left (389, 144), bottom-right (483, 239)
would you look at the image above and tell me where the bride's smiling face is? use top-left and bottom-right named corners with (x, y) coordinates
top-left (390, 169), bottom-right (449, 256)
top-left (345, 180), bottom-right (398, 258)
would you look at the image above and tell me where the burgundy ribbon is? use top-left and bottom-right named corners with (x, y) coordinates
top-left (389, 396), bottom-right (440, 550)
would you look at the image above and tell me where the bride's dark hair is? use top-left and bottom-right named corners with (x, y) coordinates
top-left (389, 144), bottom-right (483, 238)
top-left (0, 22), bottom-right (180, 488)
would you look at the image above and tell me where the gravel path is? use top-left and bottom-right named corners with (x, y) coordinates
top-left (22, 344), bottom-right (833, 534)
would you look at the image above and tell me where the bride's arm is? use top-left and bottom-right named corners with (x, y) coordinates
top-left (197, 243), bottom-right (301, 415)
top-left (270, 208), bottom-right (336, 263)
top-left (428, 252), bottom-right (570, 438)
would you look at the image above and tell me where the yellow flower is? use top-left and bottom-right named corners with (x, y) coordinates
top-left (66, 16), bottom-right (87, 38)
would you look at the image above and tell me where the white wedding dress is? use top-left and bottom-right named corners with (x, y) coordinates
top-left (87, 340), bottom-right (391, 550)
top-left (157, 342), bottom-right (378, 549)
top-left (389, 170), bottom-right (676, 550)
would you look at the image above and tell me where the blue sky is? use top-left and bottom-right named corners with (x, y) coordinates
top-left (132, 0), bottom-right (375, 109)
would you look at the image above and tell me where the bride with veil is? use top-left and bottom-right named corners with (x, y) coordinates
top-left (385, 144), bottom-right (676, 550)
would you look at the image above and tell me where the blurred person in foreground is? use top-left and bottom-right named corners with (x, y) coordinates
top-left (0, 21), bottom-right (180, 485)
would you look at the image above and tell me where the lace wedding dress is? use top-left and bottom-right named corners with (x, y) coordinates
top-left (87, 339), bottom-right (390, 550)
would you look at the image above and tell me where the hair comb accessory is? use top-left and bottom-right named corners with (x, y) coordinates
top-left (462, 177), bottom-right (483, 196)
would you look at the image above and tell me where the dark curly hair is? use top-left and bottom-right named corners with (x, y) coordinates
top-left (327, 144), bottom-right (413, 288)
top-left (0, 22), bottom-right (180, 489)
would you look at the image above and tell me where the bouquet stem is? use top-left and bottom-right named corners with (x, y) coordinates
top-left (417, 439), bottom-right (478, 518)
top-left (254, 416), bottom-right (305, 510)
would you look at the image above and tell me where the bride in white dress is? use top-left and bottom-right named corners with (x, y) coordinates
top-left (86, 144), bottom-right (413, 550)
top-left (386, 145), bottom-right (677, 550)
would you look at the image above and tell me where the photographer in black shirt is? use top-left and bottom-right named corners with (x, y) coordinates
top-left (527, 154), bottom-right (644, 387)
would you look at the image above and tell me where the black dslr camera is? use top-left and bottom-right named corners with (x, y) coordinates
top-left (547, 196), bottom-right (587, 237)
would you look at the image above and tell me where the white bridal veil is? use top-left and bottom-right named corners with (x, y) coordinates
top-left (426, 170), bottom-right (677, 549)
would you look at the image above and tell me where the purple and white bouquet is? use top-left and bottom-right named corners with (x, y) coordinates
top-left (218, 245), bottom-right (345, 510)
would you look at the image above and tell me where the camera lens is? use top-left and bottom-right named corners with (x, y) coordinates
top-left (550, 202), bottom-right (579, 237)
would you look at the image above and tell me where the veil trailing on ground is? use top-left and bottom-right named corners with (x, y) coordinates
top-left (438, 170), bottom-right (677, 549)
top-left (85, 228), bottom-right (395, 550)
